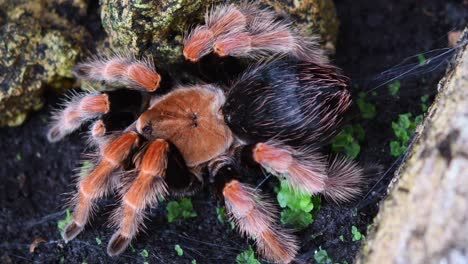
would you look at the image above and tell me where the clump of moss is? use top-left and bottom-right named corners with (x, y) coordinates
top-left (0, 1), bottom-right (90, 126)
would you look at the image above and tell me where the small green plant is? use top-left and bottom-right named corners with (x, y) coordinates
top-left (421, 95), bottom-right (429, 112)
top-left (15, 153), bottom-right (22, 161)
top-left (236, 247), bottom-right (261, 264)
top-left (167, 197), bottom-right (197, 223)
top-left (417, 53), bottom-right (427, 65)
top-left (140, 249), bottom-right (149, 258)
top-left (174, 244), bottom-right (184, 256)
top-left (95, 237), bottom-right (102, 246)
top-left (277, 180), bottom-right (320, 230)
top-left (351, 226), bottom-right (365, 241)
top-left (388, 81), bottom-right (401, 96)
top-left (356, 92), bottom-right (377, 119)
top-left (216, 207), bottom-right (227, 223)
top-left (389, 113), bottom-right (423, 157)
top-left (339, 235), bottom-right (345, 242)
top-left (57, 209), bottom-right (73, 233)
top-left (191, 260), bottom-right (197, 264)
top-left (79, 160), bottom-right (94, 177)
top-left (331, 124), bottom-right (366, 159)
top-left (314, 248), bottom-right (332, 264)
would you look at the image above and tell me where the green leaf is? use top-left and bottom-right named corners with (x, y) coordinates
top-left (79, 160), bottom-right (94, 177)
top-left (277, 181), bottom-right (314, 212)
top-left (356, 94), bottom-right (377, 119)
top-left (167, 198), bottom-right (197, 223)
top-left (276, 180), bottom-right (320, 230)
top-left (353, 125), bottom-right (366, 142)
top-left (351, 226), bottom-right (365, 241)
top-left (388, 81), bottom-right (401, 96)
top-left (331, 125), bottom-right (363, 160)
top-left (140, 249), bottom-right (149, 258)
top-left (95, 237), bottom-right (102, 246)
top-left (314, 248), bottom-right (333, 264)
top-left (192, 260), bottom-right (197, 264)
top-left (57, 209), bottom-right (73, 233)
top-left (216, 207), bottom-right (227, 223)
top-left (280, 208), bottom-right (314, 230)
top-left (417, 53), bottom-right (427, 65)
top-left (236, 247), bottom-right (261, 264)
top-left (390, 141), bottom-right (405, 157)
top-left (174, 244), bottom-right (183, 256)
top-left (339, 235), bottom-right (345, 242)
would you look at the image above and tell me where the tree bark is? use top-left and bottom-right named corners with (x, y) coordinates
top-left (358, 28), bottom-right (468, 264)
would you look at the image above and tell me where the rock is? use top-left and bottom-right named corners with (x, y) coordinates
top-left (357, 28), bottom-right (468, 264)
top-left (260, 0), bottom-right (340, 54)
top-left (0, 1), bottom-right (90, 126)
top-left (100, 0), bottom-right (221, 64)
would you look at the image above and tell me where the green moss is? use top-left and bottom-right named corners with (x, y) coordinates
top-left (101, 0), bottom-right (218, 63)
top-left (0, 1), bottom-right (89, 127)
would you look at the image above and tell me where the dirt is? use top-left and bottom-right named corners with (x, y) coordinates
top-left (0, 1), bottom-right (465, 264)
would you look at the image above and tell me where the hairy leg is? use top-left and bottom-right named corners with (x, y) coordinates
top-left (223, 179), bottom-right (298, 263)
top-left (47, 92), bottom-right (110, 142)
top-left (62, 132), bottom-right (140, 242)
top-left (184, 3), bottom-right (327, 63)
top-left (107, 139), bottom-right (169, 256)
top-left (73, 55), bottom-right (160, 92)
top-left (252, 142), bottom-right (371, 203)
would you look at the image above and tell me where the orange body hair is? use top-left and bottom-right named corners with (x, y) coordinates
top-left (63, 132), bottom-right (140, 242)
top-left (47, 92), bottom-right (110, 143)
top-left (136, 85), bottom-right (233, 167)
top-left (253, 142), bottom-right (327, 195)
top-left (108, 140), bottom-right (169, 256)
top-left (73, 55), bottom-right (160, 92)
top-left (184, 3), bottom-right (328, 63)
top-left (223, 180), bottom-right (298, 263)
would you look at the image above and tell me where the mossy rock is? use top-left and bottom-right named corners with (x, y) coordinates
top-left (100, 0), bottom-right (222, 64)
top-left (100, 0), bottom-right (339, 64)
top-left (261, 0), bottom-right (340, 53)
top-left (0, 1), bottom-right (90, 127)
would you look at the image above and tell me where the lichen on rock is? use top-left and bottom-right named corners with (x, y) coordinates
top-left (261, 0), bottom-right (340, 54)
top-left (0, 1), bottom-right (90, 126)
top-left (100, 0), bottom-right (221, 64)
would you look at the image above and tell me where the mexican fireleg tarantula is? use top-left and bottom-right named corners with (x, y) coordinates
top-left (48, 3), bottom-right (375, 263)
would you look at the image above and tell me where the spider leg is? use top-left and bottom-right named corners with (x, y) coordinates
top-left (49, 89), bottom-right (147, 143)
top-left (183, 4), bottom-right (247, 62)
top-left (214, 20), bottom-right (326, 64)
top-left (47, 92), bottom-right (110, 142)
top-left (251, 142), bottom-right (371, 203)
top-left (73, 55), bottom-right (160, 92)
top-left (207, 158), bottom-right (298, 263)
top-left (185, 3), bottom-right (327, 63)
top-left (62, 131), bottom-right (140, 242)
top-left (222, 179), bottom-right (298, 263)
top-left (107, 139), bottom-right (170, 256)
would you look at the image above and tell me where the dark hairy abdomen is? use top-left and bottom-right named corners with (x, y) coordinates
top-left (223, 59), bottom-right (350, 148)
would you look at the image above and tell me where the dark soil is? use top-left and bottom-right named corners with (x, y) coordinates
top-left (1, 1), bottom-right (465, 264)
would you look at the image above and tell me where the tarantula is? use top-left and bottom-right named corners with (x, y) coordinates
top-left (48, 3), bottom-right (374, 263)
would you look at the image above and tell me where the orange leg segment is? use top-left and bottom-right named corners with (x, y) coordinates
top-left (223, 180), bottom-right (298, 264)
top-left (62, 132), bottom-right (140, 242)
top-left (107, 139), bottom-right (169, 256)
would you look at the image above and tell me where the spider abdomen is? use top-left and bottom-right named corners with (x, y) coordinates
top-left (223, 59), bottom-right (351, 148)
